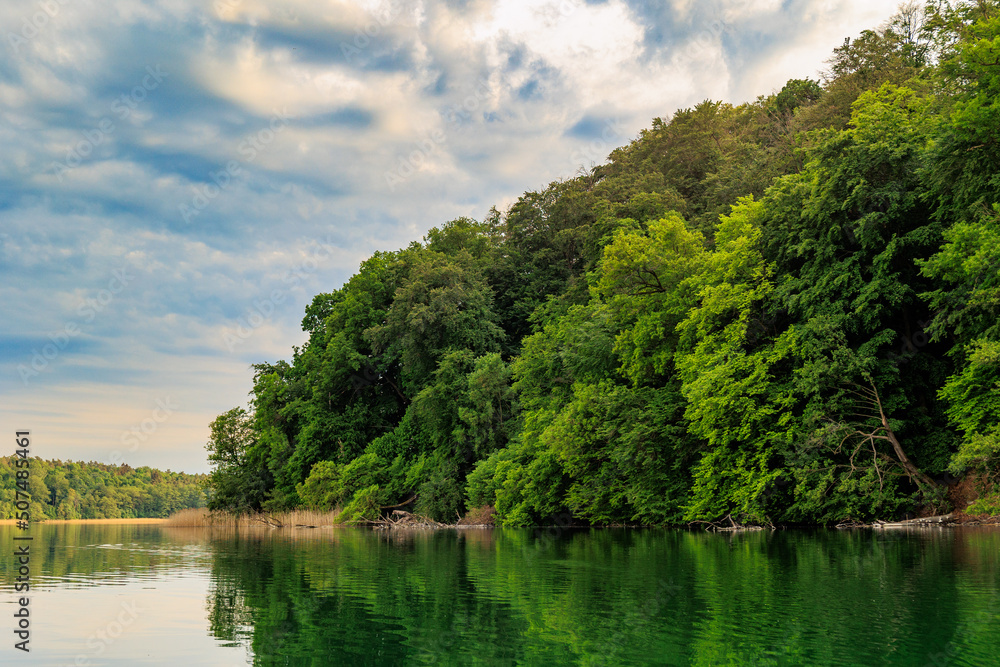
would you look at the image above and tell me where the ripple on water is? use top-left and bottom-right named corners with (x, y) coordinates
top-left (2, 524), bottom-right (999, 666)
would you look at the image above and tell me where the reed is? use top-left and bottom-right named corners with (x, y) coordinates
top-left (162, 507), bottom-right (342, 527)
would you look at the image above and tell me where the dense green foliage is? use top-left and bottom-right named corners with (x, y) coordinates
top-left (1, 457), bottom-right (206, 519)
top-left (208, 1), bottom-right (1000, 525)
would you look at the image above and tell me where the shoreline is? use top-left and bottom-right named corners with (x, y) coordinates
top-left (0, 518), bottom-right (995, 529)
top-left (0, 518), bottom-right (167, 525)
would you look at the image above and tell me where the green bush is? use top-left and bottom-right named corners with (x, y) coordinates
top-left (296, 461), bottom-right (343, 508)
top-left (967, 491), bottom-right (1000, 517)
top-left (335, 484), bottom-right (386, 523)
top-left (414, 453), bottom-right (465, 522)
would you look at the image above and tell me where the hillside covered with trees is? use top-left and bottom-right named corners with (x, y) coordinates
top-left (1, 457), bottom-right (206, 520)
top-left (205, 1), bottom-right (1000, 526)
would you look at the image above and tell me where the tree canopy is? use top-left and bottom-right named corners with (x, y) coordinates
top-left (1, 457), bottom-right (205, 520)
top-left (206, 1), bottom-right (1000, 526)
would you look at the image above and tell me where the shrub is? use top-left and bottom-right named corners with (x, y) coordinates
top-left (335, 484), bottom-right (386, 523)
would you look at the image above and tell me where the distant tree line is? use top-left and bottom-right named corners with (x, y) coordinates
top-left (206, 1), bottom-right (1000, 525)
top-left (0, 457), bottom-right (206, 520)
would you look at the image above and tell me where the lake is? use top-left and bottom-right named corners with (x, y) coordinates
top-left (2, 523), bottom-right (998, 665)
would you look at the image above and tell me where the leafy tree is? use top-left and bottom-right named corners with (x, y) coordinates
top-left (597, 212), bottom-right (706, 385)
top-left (206, 407), bottom-right (268, 513)
top-left (941, 339), bottom-right (1000, 482)
top-left (773, 79), bottom-right (823, 117)
top-left (670, 198), bottom-right (798, 522)
top-left (367, 250), bottom-right (505, 395)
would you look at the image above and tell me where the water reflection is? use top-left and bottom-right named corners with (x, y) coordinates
top-left (1, 524), bottom-right (246, 666)
top-left (200, 527), bottom-right (1000, 666)
top-left (2, 525), bottom-right (999, 666)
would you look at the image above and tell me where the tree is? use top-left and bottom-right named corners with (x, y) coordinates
top-left (672, 198), bottom-right (798, 522)
top-left (596, 212), bottom-right (707, 385)
top-left (206, 407), bottom-right (267, 513)
top-left (366, 250), bottom-right (505, 395)
top-left (941, 339), bottom-right (1000, 482)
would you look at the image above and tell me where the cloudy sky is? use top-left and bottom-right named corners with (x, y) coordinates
top-left (1, 0), bottom-right (906, 473)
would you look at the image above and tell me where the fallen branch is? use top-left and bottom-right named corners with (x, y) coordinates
top-left (874, 513), bottom-right (955, 528)
top-left (252, 513), bottom-right (283, 528)
top-left (687, 514), bottom-right (768, 532)
top-left (372, 510), bottom-right (447, 530)
top-left (380, 494), bottom-right (418, 510)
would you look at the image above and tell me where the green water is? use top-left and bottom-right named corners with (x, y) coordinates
top-left (2, 524), bottom-right (998, 665)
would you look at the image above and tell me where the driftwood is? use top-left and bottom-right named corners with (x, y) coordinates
top-left (688, 514), bottom-right (770, 532)
top-left (836, 514), bottom-right (958, 529)
top-left (873, 513), bottom-right (955, 528)
top-left (372, 510), bottom-right (446, 530)
top-left (252, 514), bottom-right (283, 528)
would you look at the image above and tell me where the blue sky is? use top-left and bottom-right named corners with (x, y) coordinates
top-left (1, 0), bottom-right (906, 473)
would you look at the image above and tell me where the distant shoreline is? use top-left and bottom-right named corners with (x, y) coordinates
top-left (0, 518), bottom-right (167, 525)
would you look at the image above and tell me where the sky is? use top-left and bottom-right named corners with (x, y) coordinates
top-left (1, 0), bottom-right (908, 474)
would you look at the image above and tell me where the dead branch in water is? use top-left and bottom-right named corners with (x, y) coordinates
top-left (372, 510), bottom-right (446, 530)
top-left (252, 513), bottom-right (283, 528)
top-left (688, 513), bottom-right (769, 532)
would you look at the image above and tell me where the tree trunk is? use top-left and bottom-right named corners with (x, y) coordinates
top-left (851, 379), bottom-right (938, 491)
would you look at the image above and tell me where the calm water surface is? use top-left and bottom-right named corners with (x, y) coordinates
top-left (2, 524), bottom-right (998, 665)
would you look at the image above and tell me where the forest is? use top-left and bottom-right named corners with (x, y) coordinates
top-left (0, 457), bottom-right (206, 520)
top-left (205, 0), bottom-right (1000, 527)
